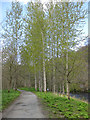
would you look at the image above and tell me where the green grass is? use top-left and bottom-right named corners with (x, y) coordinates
top-left (18, 87), bottom-right (89, 118)
top-left (0, 90), bottom-right (2, 112)
top-left (1, 89), bottom-right (21, 111)
top-left (19, 87), bottom-right (36, 92)
top-left (34, 92), bottom-right (89, 119)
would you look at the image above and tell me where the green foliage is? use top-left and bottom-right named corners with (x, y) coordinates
top-left (1, 89), bottom-right (20, 110)
top-left (2, 1), bottom-right (23, 89)
top-left (19, 87), bottom-right (35, 92)
top-left (34, 92), bottom-right (88, 118)
top-left (2, 0), bottom-right (88, 102)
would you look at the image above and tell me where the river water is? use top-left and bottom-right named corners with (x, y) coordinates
top-left (70, 93), bottom-right (89, 102)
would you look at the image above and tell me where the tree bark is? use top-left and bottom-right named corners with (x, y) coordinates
top-left (42, 32), bottom-right (46, 92)
top-left (66, 49), bottom-right (70, 99)
top-left (39, 72), bottom-right (41, 91)
top-left (53, 64), bottom-right (56, 93)
top-left (43, 59), bottom-right (46, 92)
top-left (35, 72), bottom-right (37, 91)
top-left (66, 2), bottom-right (70, 100)
top-left (52, 40), bottom-right (56, 93)
top-left (39, 71), bottom-right (42, 92)
top-left (59, 84), bottom-right (61, 96)
top-left (28, 72), bottom-right (31, 88)
top-left (62, 80), bottom-right (65, 95)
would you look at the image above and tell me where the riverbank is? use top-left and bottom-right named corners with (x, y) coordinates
top-left (19, 88), bottom-right (89, 118)
top-left (70, 92), bottom-right (89, 102)
top-left (34, 92), bottom-right (88, 118)
top-left (53, 93), bottom-right (88, 104)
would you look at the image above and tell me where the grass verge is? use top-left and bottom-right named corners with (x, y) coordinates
top-left (19, 87), bottom-right (35, 92)
top-left (35, 92), bottom-right (89, 119)
top-left (18, 87), bottom-right (89, 119)
top-left (1, 89), bottom-right (21, 111)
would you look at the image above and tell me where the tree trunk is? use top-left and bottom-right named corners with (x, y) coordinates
top-left (53, 84), bottom-right (55, 93)
top-left (28, 72), bottom-right (31, 88)
top-left (53, 74), bottom-right (55, 93)
top-left (52, 42), bottom-right (56, 93)
top-left (43, 59), bottom-right (46, 92)
top-left (42, 32), bottom-right (46, 92)
top-left (66, 81), bottom-right (70, 99)
top-left (52, 60), bottom-right (56, 93)
top-left (66, 49), bottom-right (70, 99)
top-left (39, 80), bottom-right (40, 92)
top-left (59, 84), bottom-right (61, 96)
top-left (66, 2), bottom-right (70, 100)
top-left (24, 80), bottom-right (26, 87)
top-left (15, 20), bottom-right (18, 91)
top-left (40, 77), bottom-right (42, 92)
top-left (62, 81), bottom-right (65, 95)
top-left (35, 71), bottom-right (37, 91)
top-left (39, 71), bottom-right (41, 91)
top-left (49, 73), bottom-right (51, 92)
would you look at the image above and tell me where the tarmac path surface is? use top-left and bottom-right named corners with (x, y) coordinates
top-left (2, 91), bottom-right (46, 118)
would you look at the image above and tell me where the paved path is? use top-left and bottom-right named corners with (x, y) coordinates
top-left (3, 91), bottom-right (46, 118)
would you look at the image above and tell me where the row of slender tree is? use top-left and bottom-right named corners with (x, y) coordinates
top-left (2, 1), bottom-right (88, 99)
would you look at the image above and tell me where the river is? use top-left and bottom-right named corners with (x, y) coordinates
top-left (70, 92), bottom-right (89, 102)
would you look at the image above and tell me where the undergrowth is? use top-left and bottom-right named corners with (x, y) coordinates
top-left (19, 87), bottom-right (89, 119)
top-left (1, 89), bottom-right (20, 111)
top-left (35, 92), bottom-right (89, 119)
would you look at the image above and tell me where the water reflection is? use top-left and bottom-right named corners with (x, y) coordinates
top-left (70, 93), bottom-right (89, 102)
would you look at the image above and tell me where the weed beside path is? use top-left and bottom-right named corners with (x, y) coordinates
top-left (35, 92), bottom-right (88, 119)
top-left (1, 89), bottom-right (21, 111)
top-left (18, 88), bottom-right (89, 119)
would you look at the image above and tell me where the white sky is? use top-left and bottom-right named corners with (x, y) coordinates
top-left (0, 0), bottom-right (50, 4)
top-left (0, 0), bottom-right (89, 49)
top-left (0, 0), bottom-right (89, 4)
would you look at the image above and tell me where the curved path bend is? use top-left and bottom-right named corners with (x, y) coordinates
top-left (3, 91), bottom-right (46, 118)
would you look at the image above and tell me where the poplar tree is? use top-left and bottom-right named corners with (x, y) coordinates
top-left (2, 1), bottom-right (23, 91)
top-left (22, 1), bottom-right (47, 92)
top-left (45, 1), bottom-right (87, 97)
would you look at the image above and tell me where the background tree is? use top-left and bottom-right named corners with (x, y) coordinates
top-left (2, 1), bottom-right (88, 96)
top-left (2, 1), bottom-right (23, 91)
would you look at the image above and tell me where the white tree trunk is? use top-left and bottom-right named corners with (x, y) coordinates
top-left (39, 80), bottom-right (41, 92)
top-left (39, 71), bottom-right (41, 91)
top-left (41, 78), bottom-right (42, 92)
top-left (43, 59), bottom-right (46, 92)
top-left (35, 72), bottom-right (37, 91)
top-left (53, 63), bottom-right (56, 93)
top-left (42, 32), bottom-right (46, 92)
top-left (66, 49), bottom-right (70, 99)
top-left (66, 2), bottom-right (70, 100)
top-left (52, 40), bottom-right (56, 93)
